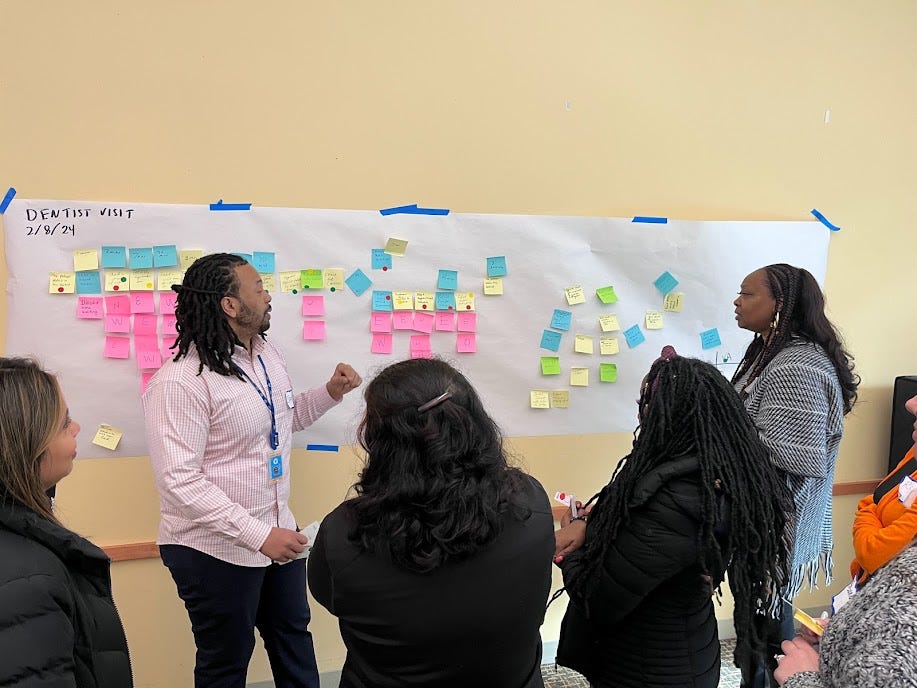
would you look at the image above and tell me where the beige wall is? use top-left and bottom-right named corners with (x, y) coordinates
top-left (3, 3), bottom-right (915, 686)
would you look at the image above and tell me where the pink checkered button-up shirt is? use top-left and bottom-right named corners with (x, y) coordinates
top-left (142, 336), bottom-right (339, 567)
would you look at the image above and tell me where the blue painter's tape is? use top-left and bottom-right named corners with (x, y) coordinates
top-left (380, 203), bottom-right (450, 216)
top-left (210, 199), bottom-right (252, 211)
top-left (306, 444), bottom-right (339, 452)
top-left (0, 187), bottom-right (17, 214)
top-left (632, 216), bottom-right (668, 224)
top-left (811, 208), bottom-right (840, 232)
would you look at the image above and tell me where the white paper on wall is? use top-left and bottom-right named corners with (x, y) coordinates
top-left (2, 199), bottom-right (829, 458)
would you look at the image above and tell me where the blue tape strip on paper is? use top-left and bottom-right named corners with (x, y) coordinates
top-left (210, 199), bottom-right (252, 211)
top-left (306, 444), bottom-right (339, 452)
top-left (810, 208), bottom-right (840, 232)
top-left (380, 203), bottom-right (450, 216)
top-left (632, 216), bottom-right (668, 224)
top-left (0, 187), bottom-right (17, 214)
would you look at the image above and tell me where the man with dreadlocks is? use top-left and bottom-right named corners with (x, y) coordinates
top-left (554, 347), bottom-right (792, 688)
top-left (142, 253), bottom-right (361, 688)
top-left (732, 264), bottom-right (858, 688)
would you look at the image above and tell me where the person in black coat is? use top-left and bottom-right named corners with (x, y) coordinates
top-left (554, 347), bottom-right (792, 688)
top-left (0, 357), bottom-right (132, 688)
top-left (308, 358), bottom-right (555, 688)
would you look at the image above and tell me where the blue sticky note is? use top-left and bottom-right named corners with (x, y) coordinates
top-left (371, 249), bottom-right (393, 270)
top-left (653, 271), bottom-right (679, 295)
top-left (75, 271), bottom-right (102, 294)
top-left (345, 269), bottom-right (372, 296)
top-left (437, 269), bottom-right (458, 291)
top-left (152, 245), bottom-right (179, 268)
top-left (700, 328), bottom-right (722, 350)
top-left (128, 247), bottom-right (154, 269)
top-left (372, 290), bottom-right (393, 311)
top-left (623, 325), bottom-right (646, 349)
top-left (252, 252), bottom-right (276, 273)
top-left (551, 309), bottom-right (572, 331)
top-left (101, 246), bottom-right (127, 268)
top-left (435, 292), bottom-right (456, 310)
top-left (540, 330), bottom-right (562, 352)
top-left (232, 252), bottom-right (253, 263)
top-left (486, 256), bottom-right (507, 278)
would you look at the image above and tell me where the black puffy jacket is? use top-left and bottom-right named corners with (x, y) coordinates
top-left (0, 490), bottom-right (132, 687)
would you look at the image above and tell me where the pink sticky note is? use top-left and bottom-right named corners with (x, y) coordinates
top-left (435, 311), bottom-right (456, 331)
top-left (413, 311), bottom-right (435, 334)
top-left (105, 294), bottom-right (131, 315)
top-left (371, 333), bottom-right (393, 354)
top-left (104, 336), bottom-right (130, 359)
top-left (301, 295), bottom-right (325, 316)
top-left (104, 314), bottom-right (131, 334)
top-left (137, 348), bottom-right (163, 370)
top-left (303, 321), bottom-right (326, 341)
top-left (134, 334), bottom-right (159, 352)
top-left (133, 314), bottom-right (158, 335)
top-left (456, 333), bottom-right (477, 353)
top-left (130, 291), bottom-right (156, 314)
top-left (370, 312), bottom-right (392, 333)
top-left (457, 312), bottom-right (477, 333)
top-left (161, 335), bottom-right (178, 360)
top-left (410, 335), bottom-right (432, 359)
top-left (159, 292), bottom-right (178, 315)
top-left (161, 314), bottom-right (178, 335)
top-left (77, 296), bottom-right (104, 320)
top-left (393, 311), bottom-right (413, 330)
top-left (141, 371), bottom-right (155, 394)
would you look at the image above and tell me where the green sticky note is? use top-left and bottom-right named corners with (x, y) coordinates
top-left (300, 269), bottom-right (324, 289)
top-left (541, 356), bottom-right (561, 375)
top-left (596, 286), bottom-right (618, 304)
top-left (600, 363), bottom-right (618, 382)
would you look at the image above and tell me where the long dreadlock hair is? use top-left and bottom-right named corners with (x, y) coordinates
top-left (171, 253), bottom-right (250, 379)
top-left (567, 354), bottom-right (792, 682)
top-left (731, 263), bottom-right (859, 414)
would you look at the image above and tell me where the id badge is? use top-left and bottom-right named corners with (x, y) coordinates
top-left (268, 455), bottom-right (284, 483)
top-left (831, 577), bottom-right (857, 614)
top-left (899, 475), bottom-right (917, 508)
top-left (285, 389), bottom-right (295, 409)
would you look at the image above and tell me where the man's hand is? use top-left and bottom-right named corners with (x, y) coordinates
top-left (774, 636), bottom-right (821, 686)
top-left (259, 527), bottom-right (308, 563)
top-left (326, 363), bottom-right (362, 401)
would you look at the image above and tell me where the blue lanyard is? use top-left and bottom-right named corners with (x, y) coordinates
top-left (236, 355), bottom-right (279, 451)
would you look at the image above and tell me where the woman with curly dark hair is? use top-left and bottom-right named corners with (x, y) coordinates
top-left (555, 348), bottom-right (792, 688)
top-left (308, 358), bottom-right (554, 688)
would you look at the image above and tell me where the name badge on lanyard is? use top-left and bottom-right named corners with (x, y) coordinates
top-left (268, 455), bottom-right (284, 483)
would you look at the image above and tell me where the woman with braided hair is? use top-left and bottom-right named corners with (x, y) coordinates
top-left (555, 347), bottom-right (792, 688)
top-left (732, 264), bottom-right (858, 687)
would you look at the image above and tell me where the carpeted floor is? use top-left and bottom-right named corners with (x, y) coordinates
top-left (541, 638), bottom-right (742, 688)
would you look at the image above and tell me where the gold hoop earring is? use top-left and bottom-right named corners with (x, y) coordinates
top-left (771, 311), bottom-right (780, 331)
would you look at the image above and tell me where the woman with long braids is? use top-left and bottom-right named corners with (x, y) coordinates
top-left (555, 348), bottom-right (792, 688)
top-left (308, 358), bottom-right (554, 688)
top-left (732, 264), bottom-right (858, 687)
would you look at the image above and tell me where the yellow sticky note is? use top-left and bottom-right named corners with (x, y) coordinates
top-left (574, 335), bottom-right (594, 354)
top-left (279, 271), bottom-right (301, 292)
top-left (130, 269), bottom-right (155, 291)
top-left (324, 268), bottom-right (345, 291)
top-left (455, 292), bottom-right (475, 312)
top-left (550, 390), bottom-right (570, 408)
top-left (414, 291), bottom-right (435, 311)
top-left (384, 237), bottom-right (409, 256)
top-left (157, 269), bottom-right (184, 291)
top-left (260, 273), bottom-right (277, 293)
top-left (483, 277), bottom-right (504, 295)
top-left (599, 314), bottom-right (620, 332)
top-left (645, 310), bottom-right (664, 330)
top-left (73, 249), bottom-right (99, 272)
top-left (530, 390), bottom-right (551, 409)
top-left (570, 367), bottom-right (589, 386)
top-left (663, 292), bottom-right (684, 312)
top-left (49, 272), bottom-right (76, 294)
top-left (91, 424), bottom-right (123, 451)
top-left (564, 285), bottom-right (586, 305)
top-left (104, 270), bottom-right (130, 292)
top-left (178, 250), bottom-right (203, 270)
top-left (393, 291), bottom-right (414, 310)
top-left (600, 336), bottom-right (620, 355)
